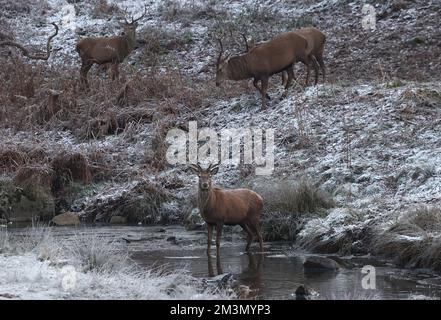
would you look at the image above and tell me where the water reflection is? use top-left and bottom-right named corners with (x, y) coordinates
top-left (208, 252), bottom-right (263, 278)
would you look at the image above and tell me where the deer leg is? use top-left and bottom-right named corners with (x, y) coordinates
top-left (242, 222), bottom-right (254, 252)
top-left (311, 56), bottom-right (320, 85)
top-left (249, 220), bottom-right (264, 252)
top-left (207, 254), bottom-right (215, 277)
top-left (207, 224), bottom-right (213, 256)
top-left (111, 63), bottom-right (119, 80)
top-left (281, 66), bottom-right (294, 100)
top-left (253, 78), bottom-right (271, 101)
top-left (216, 255), bottom-right (223, 275)
top-left (317, 55), bottom-right (326, 83)
top-left (260, 77), bottom-right (269, 110)
top-left (80, 61), bottom-right (93, 89)
top-left (281, 70), bottom-right (288, 87)
top-left (305, 63), bottom-right (310, 86)
top-left (215, 223), bottom-right (223, 258)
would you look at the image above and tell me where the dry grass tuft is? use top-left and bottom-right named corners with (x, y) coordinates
top-left (91, 0), bottom-right (120, 19)
top-left (0, 149), bottom-right (26, 172)
top-left (144, 118), bottom-right (176, 171)
top-left (51, 152), bottom-right (92, 192)
top-left (373, 206), bottom-right (441, 271)
top-left (88, 180), bottom-right (172, 224)
top-left (258, 179), bottom-right (334, 216)
top-left (13, 165), bottom-right (55, 192)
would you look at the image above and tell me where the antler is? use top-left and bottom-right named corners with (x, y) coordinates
top-left (131, 4), bottom-right (148, 23)
top-left (216, 38), bottom-right (224, 65)
top-left (0, 22), bottom-right (59, 61)
top-left (207, 163), bottom-right (220, 171)
top-left (121, 4), bottom-right (147, 24)
top-left (241, 33), bottom-right (249, 52)
top-left (189, 163), bottom-right (203, 172)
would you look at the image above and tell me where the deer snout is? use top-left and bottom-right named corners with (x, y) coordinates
top-left (201, 182), bottom-right (209, 189)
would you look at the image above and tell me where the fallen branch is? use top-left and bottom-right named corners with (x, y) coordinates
top-left (0, 22), bottom-right (59, 61)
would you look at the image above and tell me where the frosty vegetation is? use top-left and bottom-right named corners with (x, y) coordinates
top-left (0, 0), bottom-right (440, 280)
top-left (0, 226), bottom-right (233, 299)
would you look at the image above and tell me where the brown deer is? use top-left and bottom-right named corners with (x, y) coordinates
top-left (190, 163), bottom-right (264, 257)
top-left (215, 31), bottom-right (319, 110)
top-left (294, 27), bottom-right (326, 85)
top-left (241, 27), bottom-right (326, 87)
top-left (75, 6), bottom-right (147, 88)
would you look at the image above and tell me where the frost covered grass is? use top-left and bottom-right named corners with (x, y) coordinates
top-left (0, 226), bottom-right (234, 299)
top-left (258, 179), bottom-right (334, 216)
top-left (323, 290), bottom-right (380, 300)
top-left (296, 208), bottom-right (370, 254)
top-left (257, 180), bottom-right (334, 241)
top-left (373, 206), bottom-right (441, 271)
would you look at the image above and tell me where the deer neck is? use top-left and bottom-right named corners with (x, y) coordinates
top-left (123, 32), bottom-right (136, 53)
top-left (227, 55), bottom-right (252, 80)
top-left (198, 187), bottom-right (215, 218)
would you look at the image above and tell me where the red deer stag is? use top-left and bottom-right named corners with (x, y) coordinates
top-left (190, 163), bottom-right (264, 256)
top-left (75, 6), bottom-right (147, 88)
top-left (215, 32), bottom-right (319, 110)
top-left (241, 27), bottom-right (326, 87)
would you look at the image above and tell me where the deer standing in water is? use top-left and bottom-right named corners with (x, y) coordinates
top-left (190, 163), bottom-right (264, 257)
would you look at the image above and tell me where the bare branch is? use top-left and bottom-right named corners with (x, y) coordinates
top-left (0, 22), bottom-right (59, 61)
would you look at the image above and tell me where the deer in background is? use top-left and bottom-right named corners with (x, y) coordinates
top-left (215, 31), bottom-right (319, 110)
top-left (75, 6), bottom-right (147, 88)
top-left (241, 27), bottom-right (326, 87)
top-left (190, 163), bottom-right (264, 257)
top-left (293, 27), bottom-right (326, 85)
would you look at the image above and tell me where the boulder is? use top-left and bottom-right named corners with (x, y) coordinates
top-left (184, 208), bottom-right (205, 230)
top-left (109, 215), bottom-right (127, 224)
top-left (303, 256), bottom-right (340, 270)
top-left (51, 212), bottom-right (80, 226)
top-left (295, 284), bottom-right (317, 300)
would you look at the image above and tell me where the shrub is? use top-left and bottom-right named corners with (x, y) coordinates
top-left (373, 206), bottom-right (441, 271)
top-left (262, 212), bottom-right (299, 241)
top-left (51, 152), bottom-right (92, 189)
top-left (255, 179), bottom-right (333, 241)
top-left (67, 232), bottom-right (130, 272)
top-left (258, 179), bottom-right (334, 216)
top-left (88, 180), bottom-right (171, 224)
top-left (91, 0), bottom-right (119, 19)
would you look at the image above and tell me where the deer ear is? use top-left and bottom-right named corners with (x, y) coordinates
top-left (210, 166), bottom-right (219, 175)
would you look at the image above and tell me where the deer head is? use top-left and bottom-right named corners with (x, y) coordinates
top-left (215, 39), bottom-right (231, 86)
top-left (120, 5), bottom-right (148, 40)
top-left (189, 163), bottom-right (220, 191)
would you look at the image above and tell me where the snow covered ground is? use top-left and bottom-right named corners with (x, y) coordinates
top-left (0, 0), bottom-right (440, 272)
top-left (0, 228), bottom-right (232, 299)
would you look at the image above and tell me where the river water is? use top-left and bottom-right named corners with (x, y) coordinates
top-left (8, 225), bottom-right (441, 299)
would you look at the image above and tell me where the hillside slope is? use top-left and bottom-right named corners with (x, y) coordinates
top-left (0, 0), bottom-right (440, 269)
